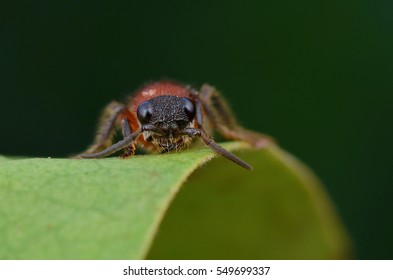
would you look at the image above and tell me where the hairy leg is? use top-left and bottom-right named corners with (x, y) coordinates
top-left (120, 118), bottom-right (136, 158)
top-left (82, 101), bottom-right (125, 154)
top-left (195, 84), bottom-right (274, 148)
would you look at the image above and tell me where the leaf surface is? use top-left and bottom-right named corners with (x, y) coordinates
top-left (0, 143), bottom-right (350, 259)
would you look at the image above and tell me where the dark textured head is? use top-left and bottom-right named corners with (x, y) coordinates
top-left (136, 95), bottom-right (196, 151)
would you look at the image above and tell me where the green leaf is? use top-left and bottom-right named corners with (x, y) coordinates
top-left (0, 143), bottom-right (350, 259)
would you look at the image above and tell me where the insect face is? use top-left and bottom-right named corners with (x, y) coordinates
top-left (79, 81), bottom-right (272, 170)
top-left (137, 95), bottom-right (196, 152)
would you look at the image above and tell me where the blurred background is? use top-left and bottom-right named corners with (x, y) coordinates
top-left (1, 1), bottom-right (392, 259)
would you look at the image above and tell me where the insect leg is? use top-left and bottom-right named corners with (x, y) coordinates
top-left (81, 101), bottom-right (126, 154)
top-left (194, 84), bottom-right (274, 148)
top-left (120, 118), bottom-right (136, 158)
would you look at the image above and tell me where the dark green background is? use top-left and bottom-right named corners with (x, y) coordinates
top-left (1, 1), bottom-right (392, 259)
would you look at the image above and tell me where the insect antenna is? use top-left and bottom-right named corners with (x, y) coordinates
top-left (198, 132), bottom-right (253, 170)
top-left (80, 129), bottom-right (141, 159)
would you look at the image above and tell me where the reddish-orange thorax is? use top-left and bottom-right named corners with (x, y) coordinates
top-left (129, 81), bottom-right (193, 110)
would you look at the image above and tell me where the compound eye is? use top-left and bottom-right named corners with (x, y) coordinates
top-left (137, 101), bottom-right (153, 124)
top-left (182, 97), bottom-right (196, 121)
